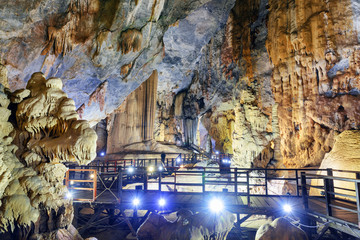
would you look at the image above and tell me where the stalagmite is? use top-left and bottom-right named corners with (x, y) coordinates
top-left (0, 72), bottom-right (97, 239)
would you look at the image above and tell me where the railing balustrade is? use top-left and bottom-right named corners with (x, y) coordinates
top-left (64, 161), bottom-right (360, 228)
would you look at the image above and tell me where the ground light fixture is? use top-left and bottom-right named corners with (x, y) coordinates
top-left (133, 198), bottom-right (140, 207)
top-left (128, 167), bottom-right (134, 173)
top-left (176, 157), bottom-right (181, 163)
top-left (100, 152), bottom-right (105, 157)
top-left (66, 192), bottom-right (73, 199)
top-left (158, 198), bottom-right (166, 207)
top-left (209, 198), bottom-right (224, 213)
top-left (90, 173), bottom-right (95, 179)
top-left (222, 158), bottom-right (231, 164)
top-left (148, 166), bottom-right (154, 172)
top-left (158, 166), bottom-right (163, 171)
top-left (283, 204), bottom-right (292, 213)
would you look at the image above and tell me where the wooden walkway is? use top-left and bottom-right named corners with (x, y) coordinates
top-left (65, 164), bottom-right (360, 238)
top-left (72, 189), bottom-right (304, 215)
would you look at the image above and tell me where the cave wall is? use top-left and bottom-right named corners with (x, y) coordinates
top-left (0, 0), bottom-right (236, 125)
top-left (153, 0), bottom-right (277, 167)
top-left (2, 0), bottom-right (360, 169)
top-left (266, 0), bottom-right (360, 167)
top-left (152, 0), bottom-right (360, 168)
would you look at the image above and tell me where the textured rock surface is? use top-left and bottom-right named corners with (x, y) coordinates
top-left (155, 0), bottom-right (360, 168)
top-left (0, 70), bottom-right (96, 239)
top-left (2, 0), bottom-right (360, 169)
top-left (255, 217), bottom-right (308, 240)
top-left (0, 0), bottom-right (236, 126)
top-left (137, 210), bottom-right (235, 240)
top-left (153, 0), bottom-right (277, 167)
top-left (266, 0), bottom-right (360, 167)
top-left (311, 130), bottom-right (360, 199)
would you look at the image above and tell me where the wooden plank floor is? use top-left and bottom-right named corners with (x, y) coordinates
top-left (71, 189), bottom-right (360, 232)
top-left (308, 198), bottom-right (358, 226)
top-left (72, 189), bottom-right (303, 215)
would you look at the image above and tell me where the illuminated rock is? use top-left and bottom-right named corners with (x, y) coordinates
top-left (255, 217), bottom-right (308, 240)
top-left (0, 72), bottom-right (96, 239)
top-left (311, 130), bottom-right (360, 199)
top-left (137, 210), bottom-right (235, 240)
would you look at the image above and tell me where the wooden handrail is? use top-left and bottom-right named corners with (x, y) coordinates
top-left (64, 169), bottom-right (97, 202)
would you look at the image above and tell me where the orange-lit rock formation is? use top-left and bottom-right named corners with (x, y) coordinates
top-left (266, 0), bottom-right (360, 167)
top-left (107, 71), bottom-right (158, 153)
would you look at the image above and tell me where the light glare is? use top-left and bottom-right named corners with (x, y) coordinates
top-left (133, 198), bottom-right (140, 207)
top-left (209, 198), bottom-right (224, 213)
top-left (159, 198), bottom-right (166, 207)
top-left (66, 192), bottom-right (73, 199)
top-left (283, 204), bottom-right (292, 213)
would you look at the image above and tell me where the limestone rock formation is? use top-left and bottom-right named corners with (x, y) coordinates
top-left (1, 0), bottom-right (360, 174)
top-left (137, 210), bottom-right (235, 240)
top-left (107, 71), bottom-right (158, 153)
top-left (0, 0), bottom-right (236, 125)
top-left (152, 0), bottom-right (360, 168)
top-left (0, 71), bottom-right (96, 239)
top-left (155, 0), bottom-right (277, 167)
top-left (266, 0), bottom-right (360, 167)
top-left (255, 217), bottom-right (308, 240)
top-left (15, 72), bottom-right (97, 164)
top-left (311, 130), bottom-right (360, 198)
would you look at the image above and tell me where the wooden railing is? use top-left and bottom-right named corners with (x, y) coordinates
top-left (301, 171), bottom-right (360, 228)
top-left (63, 164), bottom-right (360, 227)
top-left (64, 165), bottom-right (327, 200)
top-left (89, 156), bottom-right (197, 171)
top-left (64, 169), bottom-right (97, 202)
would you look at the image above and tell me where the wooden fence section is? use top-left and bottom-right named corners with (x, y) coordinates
top-left (64, 163), bottom-right (360, 229)
top-left (65, 169), bottom-right (97, 202)
top-left (301, 171), bottom-right (360, 228)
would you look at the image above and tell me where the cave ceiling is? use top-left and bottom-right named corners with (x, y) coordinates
top-left (0, 0), bottom-right (236, 125)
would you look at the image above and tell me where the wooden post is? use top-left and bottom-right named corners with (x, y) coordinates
top-left (301, 172), bottom-right (309, 210)
top-left (159, 171), bottom-right (162, 192)
top-left (265, 169), bottom-right (268, 196)
top-left (246, 171), bottom-right (250, 206)
top-left (73, 203), bottom-right (79, 228)
top-left (118, 168), bottom-right (123, 200)
top-left (65, 171), bottom-right (69, 187)
top-left (93, 170), bottom-right (97, 201)
top-left (296, 170), bottom-right (299, 197)
top-left (174, 171), bottom-right (177, 192)
top-left (234, 168), bottom-right (238, 195)
top-left (202, 171), bottom-right (206, 193)
top-left (144, 171), bottom-right (148, 191)
top-left (324, 178), bottom-right (333, 216)
top-left (356, 173), bottom-right (360, 228)
top-left (327, 168), bottom-right (334, 197)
